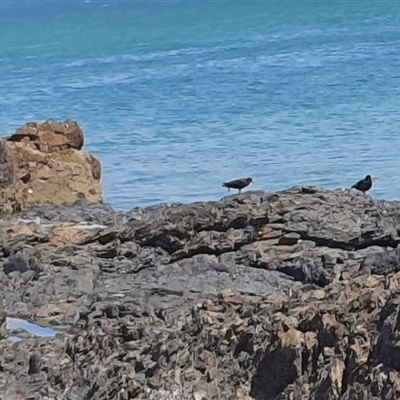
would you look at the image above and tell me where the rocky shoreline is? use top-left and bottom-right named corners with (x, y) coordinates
top-left (2, 121), bottom-right (400, 399)
top-left (2, 186), bottom-right (400, 399)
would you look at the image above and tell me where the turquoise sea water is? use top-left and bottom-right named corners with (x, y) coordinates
top-left (1, 1), bottom-right (400, 210)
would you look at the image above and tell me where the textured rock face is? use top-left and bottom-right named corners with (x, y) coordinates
top-left (0, 120), bottom-right (102, 213)
top-left (2, 186), bottom-right (400, 399)
top-left (7, 119), bottom-right (84, 152)
top-left (0, 139), bottom-right (15, 188)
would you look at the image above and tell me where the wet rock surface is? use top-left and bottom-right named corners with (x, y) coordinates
top-left (0, 119), bottom-right (102, 213)
top-left (1, 186), bottom-right (400, 398)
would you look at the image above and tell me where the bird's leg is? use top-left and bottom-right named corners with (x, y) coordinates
top-left (239, 189), bottom-right (241, 194)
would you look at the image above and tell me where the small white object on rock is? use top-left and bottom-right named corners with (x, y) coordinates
top-left (193, 391), bottom-right (207, 400)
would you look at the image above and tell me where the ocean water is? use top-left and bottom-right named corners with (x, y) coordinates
top-left (1, 0), bottom-right (400, 210)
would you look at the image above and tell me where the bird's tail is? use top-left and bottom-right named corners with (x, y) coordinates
top-left (222, 182), bottom-right (228, 187)
top-left (351, 184), bottom-right (356, 189)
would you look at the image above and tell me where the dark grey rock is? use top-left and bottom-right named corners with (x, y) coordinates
top-left (3, 256), bottom-right (29, 275)
top-left (278, 232), bottom-right (301, 246)
top-left (2, 186), bottom-right (400, 399)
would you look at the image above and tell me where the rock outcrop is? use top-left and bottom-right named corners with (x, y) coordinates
top-left (0, 119), bottom-right (102, 213)
top-left (1, 186), bottom-right (400, 399)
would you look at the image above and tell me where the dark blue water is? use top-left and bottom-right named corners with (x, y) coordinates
top-left (1, 1), bottom-right (400, 210)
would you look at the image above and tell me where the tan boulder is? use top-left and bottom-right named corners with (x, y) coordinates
top-left (7, 119), bottom-right (84, 152)
top-left (0, 119), bottom-right (102, 213)
top-left (0, 139), bottom-right (15, 188)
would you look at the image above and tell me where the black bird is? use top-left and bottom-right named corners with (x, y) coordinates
top-left (222, 177), bottom-right (254, 194)
top-left (351, 175), bottom-right (376, 195)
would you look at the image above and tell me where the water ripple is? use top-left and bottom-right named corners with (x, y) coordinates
top-left (1, 1), bottom-right (400, 209)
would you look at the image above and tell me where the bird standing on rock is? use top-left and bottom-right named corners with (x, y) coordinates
top-left (222, 177), bottom-right (254, 194)
top-left (351, 175), bottom-right (376, 195)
